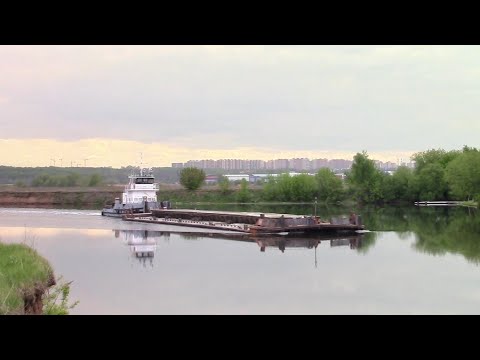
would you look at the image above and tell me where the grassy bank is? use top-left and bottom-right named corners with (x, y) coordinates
top-left (0, 243), bottom-right (53, 314)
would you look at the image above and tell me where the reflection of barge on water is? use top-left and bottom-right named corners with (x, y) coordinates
top-left (122, 209), bottom-right (365, 235)
top-left (112, 229), bottom-right (366, 268)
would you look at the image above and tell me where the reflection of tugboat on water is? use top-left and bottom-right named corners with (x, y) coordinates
top-left (114, 230), bottom-right (160, 266)
top-left (101, 167), bottom-right (171, 217)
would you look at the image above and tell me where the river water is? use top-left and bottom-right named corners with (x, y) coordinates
top-left (1, 205), bottom-right (479, 314)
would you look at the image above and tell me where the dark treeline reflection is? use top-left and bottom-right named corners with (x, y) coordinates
top-left (362, 205), bottom-right (480, 264)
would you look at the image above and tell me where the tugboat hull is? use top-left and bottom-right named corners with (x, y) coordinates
top-left (101, 201), bottom-right (161, 217)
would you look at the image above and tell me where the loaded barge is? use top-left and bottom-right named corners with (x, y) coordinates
top-left (122, 209), bottom-right (364, 235)
top-left (102, 165), bottom-right (365, 235)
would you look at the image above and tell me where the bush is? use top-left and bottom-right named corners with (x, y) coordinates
top-left (43, 276), bottom-right (79, 315)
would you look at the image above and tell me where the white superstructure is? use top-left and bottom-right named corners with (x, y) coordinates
top-left (102, 167), bottom-right (169, 217)
top-left (122, 167), bottom-right (159, 205)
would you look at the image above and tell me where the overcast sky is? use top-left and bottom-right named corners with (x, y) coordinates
top-left (1, 45), bottom-right (478, 167)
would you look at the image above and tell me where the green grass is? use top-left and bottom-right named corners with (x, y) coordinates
top-left (0, 243), bottom-right (53, 314)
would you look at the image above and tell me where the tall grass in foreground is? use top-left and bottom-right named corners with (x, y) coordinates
top-left (0, 242), bottom-right (53, 314)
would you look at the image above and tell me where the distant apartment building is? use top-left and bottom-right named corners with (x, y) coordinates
top-left (247, 160), bottom-right (266, 170)
top-left (311, 158), bottom-right (329, 170)
top-left (175, 156), bottom-right (409, 172)
top-left (289, 158), bottom-right (310, 171)
top-left (329, 159), bottom-right (352, 170)
top-left (374, 160), bottom-right (400, 171)
top-left (274, 159), bottom-right (289, 170)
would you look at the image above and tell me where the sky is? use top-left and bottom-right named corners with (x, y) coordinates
top-left (1, 45), bottom-right (478, 168)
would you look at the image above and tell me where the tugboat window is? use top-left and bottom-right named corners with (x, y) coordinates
top-left (135, 178), bottom-right (154, 184)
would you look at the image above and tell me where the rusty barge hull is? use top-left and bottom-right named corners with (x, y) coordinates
top-left (123, 215), bottom-right (250, 233)
top-left (122, 209), bottom-right (364, 235)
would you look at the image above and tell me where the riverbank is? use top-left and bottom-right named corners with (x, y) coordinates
top-left (0, 187), bottom-right (348, 209)
top-left (0, 185), bottom-right (266, 208)
top-left (0, 242), bottom-right (55, 314)
top-left (0, 186), bottom-right (123, 207)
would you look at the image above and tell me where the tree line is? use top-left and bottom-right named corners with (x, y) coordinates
top-left (178, 146), bottom-right (480, 204)
top-left (347, 147), bottom-right (480, 204)
top-left (0, 166), bottom-right (181, 186)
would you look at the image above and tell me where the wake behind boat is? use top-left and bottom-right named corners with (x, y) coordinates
top-left (101, 167), bottom-right (170, 217)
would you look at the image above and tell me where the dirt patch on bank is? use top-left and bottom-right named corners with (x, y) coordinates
top-left (22, 274), bottom-right (56, 315)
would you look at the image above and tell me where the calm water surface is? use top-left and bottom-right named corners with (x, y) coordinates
top-left (1, 205), bottom-right (479, 314)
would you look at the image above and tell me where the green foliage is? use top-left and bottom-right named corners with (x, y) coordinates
top-left (179, 167), bottom-right (206, 191)
top-left (262, 175), bottom-right (281, 201)
top-left (236, 179), bottom-right (251, 203)
top-left (88, 174), bottom-right (103, 187)
top-left (445, 149), bottom-right (480, 201)
top-left (346, 151), bottom-right (384, 203)
top-left (290, 174), bottom-right (317, 201)
top-left (417, 163), bottom-right (448, 200)
top-left (315, 168), bottom-right (345, 203)
top-left (408, 148), bottom-right (459, 201)
top-left (0, 243), bottom-right (53, 314)
top-left (218, 176), bottom-right (231, 195)
top-left (382, 166), bottom-right (416, 202)
top-left (261, 173), bottom-right (317, 202)
top-left (0, 166), bottom-right (185, 186)
top-left (412, 148), bottom-right (460, 174)
top-left (15, 180), bottom-right (26, 187)
top-left (31, 172), bottom-right (90, 187)
top-left (43, 276), bottom-right (79, 315)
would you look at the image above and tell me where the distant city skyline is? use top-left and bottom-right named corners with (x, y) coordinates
top-left (0, 138), bottom-right (416, 168)
top-left (172, 156), bottom-right (414, 172)
top-left (1, 45), bottom-right (478, 167)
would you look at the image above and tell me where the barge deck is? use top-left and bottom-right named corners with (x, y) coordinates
top-left (122, 209), bottom-right (364, 235)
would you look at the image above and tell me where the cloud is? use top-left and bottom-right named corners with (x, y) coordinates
top-left (0, 45), bottom-right (479, 157)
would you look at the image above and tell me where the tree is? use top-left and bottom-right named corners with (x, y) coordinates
top-left (410, 148), bottom-right (461, 201)
top-left (417, 163), bottom-right (448, 200)
top-left (412, 148), bottom-right (460, 174)
top-left (262, 175), bottom-right (279, 201)
top-left (445, 150), bottom-right (480, 200)
top-left (382, 166), bottom-right (416, 202)
top-left (290, 174), bottom-right (317, 201)
top-left (236, 179), bottom-right (251, 203)
top-left (346, 151), bottom-right (383, 203)
top-left (260, 173), bottom-right (317, 202)
top-left (179, 167), bottom-right (206, 191)
top-left (315, 168), bottom-right (345, 203)
top-left (218, 175), bottom-right (230, 195)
